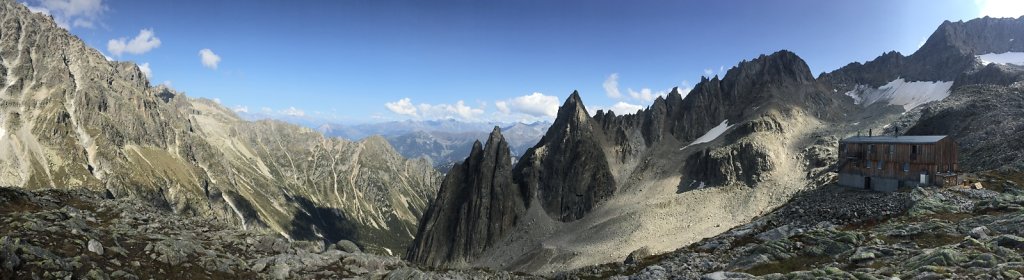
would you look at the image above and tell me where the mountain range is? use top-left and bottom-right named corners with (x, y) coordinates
top-left (0, 0), bottom-right (439, 256)
top-left (2, 0), bottom-right (1024, 278)
top-left (406, 16), bottom-right (1024, 275)
top-left (319, 120), bottom-right (549, 170)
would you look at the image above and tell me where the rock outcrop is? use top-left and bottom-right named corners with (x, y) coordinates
top-left (407, 127), bottom-right (527, 267)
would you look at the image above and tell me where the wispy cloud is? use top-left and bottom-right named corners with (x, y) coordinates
top-left (280, 106), bottom-right (305, 117)
top-left (603, 73), bottom-right (621, 98)
top-left (199, 49), bottom-right (221, 69)
top-left (627, 88), bottom-right (666, 103)
top-left (107, 29), bottom-right (161, 56)
top-left (24, 0), bottom-right (106, 30)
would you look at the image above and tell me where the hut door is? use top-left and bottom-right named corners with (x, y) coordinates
top-left (864, 177), bottom-right (871, 190)
top-left (920, 172), bottom-right (928, 185)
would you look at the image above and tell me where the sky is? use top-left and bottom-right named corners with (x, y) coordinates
top-left (24, 0), bottom-right (1024, 125)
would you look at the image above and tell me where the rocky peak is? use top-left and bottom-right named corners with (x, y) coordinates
top-left (556, 90), bottom-right (590, 124)
top-left (407, 126), bottom-right (525, 267)
top-left (721, 50), bottom-right (815, 90)
top-left (919, 17), bottom-right (1024, 56)
top-left (513, 92), bottom-right (616, 222)
top-left (486, 126), bottom-right (504, 147)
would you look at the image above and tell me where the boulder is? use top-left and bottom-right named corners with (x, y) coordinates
top-left (902, 248), bottom-right (967, 270)
top-left (335, 240), bottom-right (360, 254)
top-left (701, 271), bottom-right (756, 280)
top-left (87, 239), bottom-right (104, 255)
top-left (990, 234), bottom-right (1024, 249)
top-left (0, 236), bottom-right (20, 271)
top-left (970, 226), bottom-right (992, 239)
top-left (756, 225), bottom-right (802, 241)
top-left (625, 246), bottom-right (652, 265)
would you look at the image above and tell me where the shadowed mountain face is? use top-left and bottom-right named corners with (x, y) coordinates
top-left (0, 1), bottom-right (440, 256)
top-left (406, 127), bottom-right (528, 267)
top-left (515, 92), bottom-right (617, 222)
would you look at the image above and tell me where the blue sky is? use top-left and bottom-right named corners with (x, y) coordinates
top-left (25, 0), bottom-right (1024, 124)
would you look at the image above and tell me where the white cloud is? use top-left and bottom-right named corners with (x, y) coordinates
top-left (504, 92), bottom-right (559, 118)
top-left (24, 0), bottom-right (106, 30)
top-left (495, 101), bottom-right (510, 114)
top-left (603, 73), bottom-right (621, 98)
top-left (385, 98), bottom-right (418, 117)
top-left (627, 88), bottom-right (671, 103)
top-left (232, 105), bottom-right (249, 113)
top-left (162, 80), bottom-right (172, 87)
top-left (418, 100), bottom-right (484, 120)
top-left (977, 0), bottom-right (1024, 18)
top-left (213, 98), bottom-right (221, 104)
top-left (280, 107), bottom-right (305, 117)
top-left (677, 80), bottom-right (692, 99)
top-left (703, 68), bottom-right (714, 77)
top-left (609, 102), bottom-right (644, 114)
top-left (384, 98), bottom-right (484, 120)
top-left (199, 48), bottom-right (221, 69)
top-left (107, 29), bottom-right (161, 56)
top-left (138, 62), bottom-right (151, 78)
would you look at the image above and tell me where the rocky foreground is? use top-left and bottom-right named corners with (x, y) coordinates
top-left (5, 171), bottom-right (1024, 280)
top-left (0, 187), bottom-right (538, 280)
top-left (560, 169), bottom-right (1024, 279)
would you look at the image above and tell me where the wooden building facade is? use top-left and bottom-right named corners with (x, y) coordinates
top-left (837, 135), bottom-right (959, 192)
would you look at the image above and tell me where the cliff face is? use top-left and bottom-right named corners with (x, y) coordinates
top-left (514, 92), bottom-right (617, 222)
top-left (0, 0), bottom-right (440, 255)
top-left (406, 127), bottom-right (526, 267)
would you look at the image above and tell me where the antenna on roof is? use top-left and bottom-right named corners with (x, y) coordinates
top-left (895, 125), bottom-right (899, 138)
top-left (869, 129), bottom-right (872, 137)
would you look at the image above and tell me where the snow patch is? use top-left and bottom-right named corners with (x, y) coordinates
top-left (844, 78), bottom-right (952, 111)
top-left (977, 52), bottom-right (1024, 66)
top-left (680, 120), bottom-right (733, 150)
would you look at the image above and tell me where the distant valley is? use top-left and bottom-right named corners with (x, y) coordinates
top-left (317, 120), bottom-right (549, 171)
